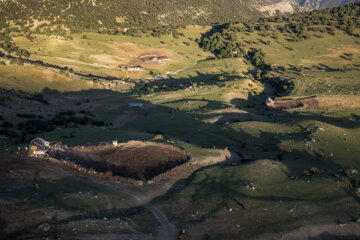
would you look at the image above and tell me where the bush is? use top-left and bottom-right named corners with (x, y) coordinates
top-left (2, 121), bottom-right (13, 128)
top-left (153, 134), bottom-right (164, 141)
top-left (341, 177), bottom-right (352, 187)
top-left (309, 167), bottom-right (320, 174)
top-left (218, 76), bottom-right (226, 81)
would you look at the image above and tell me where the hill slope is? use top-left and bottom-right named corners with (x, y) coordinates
top-left (0, 0), bottom-right (265, 32)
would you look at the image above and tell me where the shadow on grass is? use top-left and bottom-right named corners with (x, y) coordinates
top-left (2, 69), bottom-right (360, 239)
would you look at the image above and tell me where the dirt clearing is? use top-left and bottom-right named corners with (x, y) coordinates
top-left (267, 95), bottom-right (360, 111)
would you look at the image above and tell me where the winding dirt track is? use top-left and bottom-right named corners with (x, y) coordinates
top-left (57, 176), bottom-right (177, 240)
top-left (110, 185), bottom-right (176, 240)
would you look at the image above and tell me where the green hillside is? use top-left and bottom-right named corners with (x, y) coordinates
top-left (1, 2), bottom-right (360, 240)
top-left (200, 2), bottom-right (360, 96)
top-left (0, 0), bottom-right (265, 33)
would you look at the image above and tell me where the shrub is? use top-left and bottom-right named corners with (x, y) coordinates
top-left (153, 134), bottom-right (164, 141)
top-left (309, 167), bottom-right (320, 175)
top-left (2, 121), bottom-right (13, 128)
top-left (341, 177), bottom-right (352, 187)
top-left (218, 76), bottom-right (226, 81)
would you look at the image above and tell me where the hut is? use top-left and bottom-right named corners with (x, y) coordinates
top-left (265, 97), bottom-right (275, 105)
top-left (126, 66), bottom-right (144, 72)
top-left (29, 138), bottom-right (49, 157)
top-left (150, 56), bottom-right (169, 63)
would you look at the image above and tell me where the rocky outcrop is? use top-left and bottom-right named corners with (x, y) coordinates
top-left (265, 0), bottom-right (358, 8)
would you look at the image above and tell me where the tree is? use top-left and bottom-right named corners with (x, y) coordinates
top-left (298, 65), bottom-right (304, 73)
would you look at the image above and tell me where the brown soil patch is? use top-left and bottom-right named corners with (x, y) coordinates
top-left (314, 95), bottom-right (360, 109)
top-left (225, 91), bottom-right (248, 102)
top-left (268, 95), bottom-right (360, 111)
top-left (267, 96), bottom-right (318, 110)
top-left (156, 93), bottom-right (183, 100)
top-left (112, 43), bottom-right (140, 56)
top-left (317, 45), bottom-right (360, 58)
top-left (59, 142), bottom-right (191, 181)
top-left (110, 43), bottom-right (171, 59)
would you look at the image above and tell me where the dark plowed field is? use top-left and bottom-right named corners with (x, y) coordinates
top-left (60, 143), bottom-right (190, 180)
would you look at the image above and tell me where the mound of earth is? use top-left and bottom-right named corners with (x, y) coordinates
top-left (266, 96), bottom-right (319, 110)
top-left (59, 142), bottom-right (191, 181)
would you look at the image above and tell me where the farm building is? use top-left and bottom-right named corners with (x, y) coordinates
top-left (28, 138), bottom-right (49, 157)
top-left (150, 56), bottom-right (169, 63)
top-left (139, 55), bottom-right (170, 63)
top-left (265, 97), bottom-right (275, 105)
top-left (126, 66), bottom-right (144, 72)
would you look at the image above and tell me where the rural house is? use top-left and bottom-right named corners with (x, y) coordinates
top-left (150, 56), bottom-right (169, 63)
top-left (29, 138), bottom-right (49, 157)
top-left (126, 65), bottom-right (144, 72)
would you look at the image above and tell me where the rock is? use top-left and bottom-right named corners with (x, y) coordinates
top-left (228, 208), bottom-right (233, 212)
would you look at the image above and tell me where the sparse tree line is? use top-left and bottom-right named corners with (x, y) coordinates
top-left (0, 32), bottom-right (30, 58)
top-left (200, 2), bottom-right (360, 59)
top-left (196, 3), bottom-right (360, 95)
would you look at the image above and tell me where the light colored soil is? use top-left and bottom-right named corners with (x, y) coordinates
top-left (269, 95), bottom-right (360, 111)
top-left (317, 45), bottom-right (360, 58)
top-left (156, 93), bottom-right (183, 100)
top-left (260, 2), bottom-right (294, 15)
top-left (90, 54), bottom-right (126, 65)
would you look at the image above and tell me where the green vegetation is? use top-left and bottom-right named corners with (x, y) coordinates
top-left (199, 2), bottom-right (360, 96)
top-left (1, 2), bottom-right (360, 240)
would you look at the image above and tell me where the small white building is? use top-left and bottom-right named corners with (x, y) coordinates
top-left (265, 97), bottom-right (275, 105)
top-left (130, 103), bottom-right (144, 108)
top-left (126, 66), bottom-right (144, 72)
